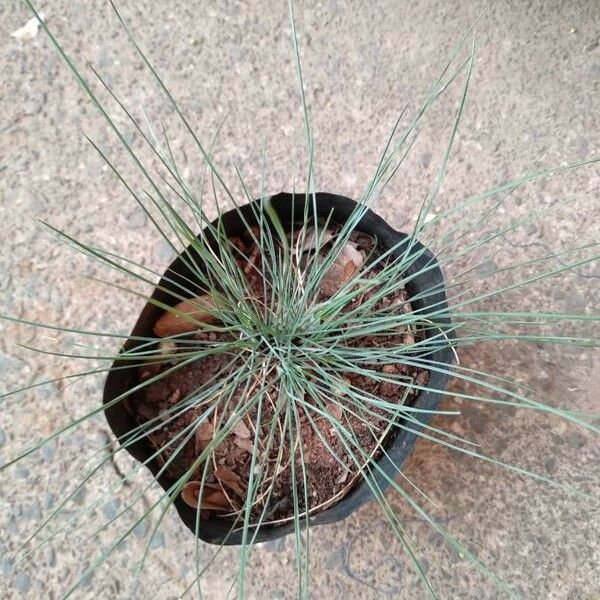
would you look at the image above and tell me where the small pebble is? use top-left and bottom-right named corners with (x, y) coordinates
top-left (122, 130), bottom-right (136, 145)
top-left (5, 517), bottom-right (19, 535)
top-left (133, 520), bottom-right (148, 539)
top-left (39, 442), bottom-right (56, 462)
top-left (72, 488), bottom-right (86, 506)
top-left (584, 40), bottom-right (599, 52)
top-left (14, 467), bottom-right (29, 481)
top-left (97, 54), bottom-right (112, 69)
top-left (154, 239), bottom-right (176, 264)
top-left (476, 258), bottom-right (497, 279)
top-left (80, 568), bottom-right (94, 588)
top-left (67, 433), bottom-right (87, 449)
top-left (566, 431), bottom-right (586, 449)
top-left (102, 499), bottom-right (121, 521)
top-left (44, 492), bottom-right (55, 509)
top-left (129, 581), bottom-right (141, 597)
top-left (21, 503), bottom-right (41, 520)
top-left (149, 531), bottom-right (165, 549)
top-left (45, 547), bottom-right (56, 567)
top-left (124, 207), bottom-right (147, 229)
top-left (0, 557), bottom-right (15, 577)
top-left (55, 565), bottom-right (70, 584)
top-left (0, 352), bottom-right (11, 376)
top-left (420, 152), bottom-right (432, 168)
top-left (35, 382), bottom-right (58, 401)
top-left (14, 572), bottom-right (30, 594)
top-left (179, 564), bottom-right (191, 578)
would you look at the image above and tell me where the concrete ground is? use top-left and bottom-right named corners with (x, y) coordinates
top-left (1, 0), bottom-right (599, 598)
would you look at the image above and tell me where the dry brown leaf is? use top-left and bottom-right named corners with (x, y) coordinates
top-left (319, 242), bottom-right (365, 297)
top-left (153, 295), bottom-right (218, 337)
top-left (202, 489), bottom-right (232, 511)
top-left (335, 470), bottom-right (349, 485)
top-left (319, 263), bottom-right (349, 296)
top-left (415, 371), bottom-right (428, 386)
top-left (243, 246), bottom-right (260, 274)
top-left (196, 421), bottom-right (214, 441)
top-left (181, 482), bottom-right (232, 511)
top-left (340, 241), bottom-right (364, 267)
top-left (194, 421), bottom-right (214, 454)
top-left (343, 260), bottom-right (355, 278)
top-left (325, 401), bottom-right (343, 422)
top-left (147, 432), bottom-right (167, 467)
top-left (147, 432), bottom-right (163, 449)
top-left (181, 481), bottom-right (201, 508)
top-left (300, 227), bottom-right (333, 251)
top-left (232, 419), bottom-right (251, 439)
top-left (233, 436), bottom-right (254, 453)
top-left (138, 363), bottom-right (162, 380)
top-left (214, 465), bottom-right (239, 482)
top-left (214, 465), bottom-right (246, 497)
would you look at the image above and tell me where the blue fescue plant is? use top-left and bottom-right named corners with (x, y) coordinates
top-left (1, 1), bottom-right (598, 598)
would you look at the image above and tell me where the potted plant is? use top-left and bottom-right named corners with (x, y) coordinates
top-left (103, 191), bottom-right (455, 544)
top-left (2, 1), bottom-right (598, 598)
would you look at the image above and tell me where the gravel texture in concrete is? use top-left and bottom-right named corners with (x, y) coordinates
top-left (1, 1), bottom-right (599, 599)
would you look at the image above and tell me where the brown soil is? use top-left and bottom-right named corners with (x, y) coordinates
top-left (133, 226), bottom-right (429, 525)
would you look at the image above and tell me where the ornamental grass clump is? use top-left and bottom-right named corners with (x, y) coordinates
top-left (1, 2), bottom-right (599, 598)
top-left (102, 189), bottom-right (454, 548)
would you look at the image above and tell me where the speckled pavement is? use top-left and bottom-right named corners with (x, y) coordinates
top-left (1, 1), bottom-right (599, 599)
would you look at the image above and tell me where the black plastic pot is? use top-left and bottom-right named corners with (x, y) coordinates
top-left (103, 192), bottom-right (454, 545)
